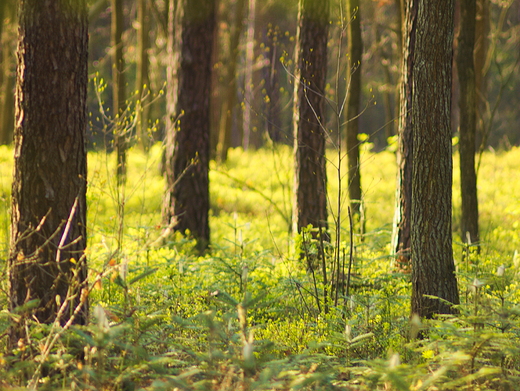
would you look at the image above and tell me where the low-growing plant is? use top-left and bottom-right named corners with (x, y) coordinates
top-left (0, 146), bottom-right (519, 389)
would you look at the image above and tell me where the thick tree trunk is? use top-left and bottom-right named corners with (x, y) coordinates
top-left (457, 0), bottom-right (479, 245)
top-left (293, 0), bottom-right (330, 243)
top-left (9, 0), bottom-right (89, 344)
top-left (111, 0), bottom-right (127, 182)
top-left (411, 0), bottom-right (459, 318)
top-left (346, 0), bottom-right (363, 217)
top-left (136, 0), bottom-right (151, 150)
top-left (392, 0), bottom-right (417, 269)
top-left (163, 0), bottom-right (215, 252)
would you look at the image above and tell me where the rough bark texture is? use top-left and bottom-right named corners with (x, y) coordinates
top-left (346, 0), bottom-right (362, 217)
top-left (293, 0), bottom-right (330, 240)
top-left (163, 0), bottom-right (215, 251)
top-left (111, 0), bottom-right (127, 182)
top-left (9, 0), bottom-right (89, 343)
top-left (457, 0), bottom-right (479, 245)
top-left (411, 0), bottom-right (459, 318)
top-left (136, 0), bottom-right (151, 150)
top-left (392, 0), bottom-right (417, 269)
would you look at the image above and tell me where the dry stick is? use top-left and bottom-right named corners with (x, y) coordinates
top-left (28, 262), bottom-right (114, 390)
top-left (56, 196), bottom-right (79, 264)
top-left (27, 256), bottom-right (89, 390)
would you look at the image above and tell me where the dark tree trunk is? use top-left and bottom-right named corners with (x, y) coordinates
top-left (136, 0), bottom-right (151, 150)
top-left (163, 0), bottom-right (215, 252)
top-left (9, 0), bottom-right (89, 344)
top-left (293, 0), bottom-right (330, 241)
top-left (457, 0), bottom-right (479, 245)
top-left (411, 0), bottom-right (459, 318)
top-left (264, 23), bottom-right (284, 144)
top-left (346, 0), bottom-right (363, 217)
top-left (111, 0), bottom-right (127, 182)
top-left (392, 0), bottom-right (417, 269)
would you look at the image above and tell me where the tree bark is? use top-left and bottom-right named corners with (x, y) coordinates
top-left (264, 23), bottom-right (284, 144)
top-left (411, 0), bottom-right (459, 318)
top-left (216, 0), bottom-right (247, 163)
top-left (9, 0), bottom-right (89, 344)
top-left (457, 0), bottom-right (479, 245)
top-left (293, 0), bottom-right (330, 244)
top-left (391, 0), bottom-right (417, 269)
top-left (474, 0), bottom-right (488, 156)
top-left (163, 0), bottom-right (215, 252)
top-left (242, 0), bottom-right (256, 150)
top-left (111, 0), bottom-right (127, 182)
top-left (136, 0), bottom-right (151, 150)
top-left (346, 0), bottom-right (363, 217)
top-left (0, 0), bottom-right (15, 145)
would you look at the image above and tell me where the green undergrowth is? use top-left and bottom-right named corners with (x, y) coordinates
top-left (0, 144), bottom-right (519, 389)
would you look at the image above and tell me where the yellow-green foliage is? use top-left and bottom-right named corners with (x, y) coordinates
top-left (0, 144), bottom-right (519, 389)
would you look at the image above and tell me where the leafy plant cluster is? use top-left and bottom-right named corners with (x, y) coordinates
top-left (0, 144), bottom-right (519, 390)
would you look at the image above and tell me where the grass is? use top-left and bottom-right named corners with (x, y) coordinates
top-left (0, 143), bottom-right (519, 389)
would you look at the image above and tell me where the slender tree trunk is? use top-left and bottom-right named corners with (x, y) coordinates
top-left (0, 0), bottom-right (5, 47)
top-left (293, 0), bottom-right (330, 243)
top-left (136, 0), bottom-right (151, 150)
top-left (474, 0), bottom-right (489, 153)
top-left (163, 0), bottom-right (215, 252)
top-left (457, 0), bottom-right (479, 245)
top-left (111, 0), bottom-right (127, 183)
top-left (411, 0), bottom-right (459, 318)
top-left (264, 24), bottom-right (284, 144)
top-left (391, 0), bottom-right (417, 269)
top-left (9, 0), bottom-right (89, 345)
top-left (242, 0), bottom-right (256, 150)
top-left (0, 0), bottom-right (15, 145)
top-left (0, 42), bottom-right (15, 145)
top-left (217, 0), bottom-right (247, 162)
top-left (346, 0), bottom-right (363, 217)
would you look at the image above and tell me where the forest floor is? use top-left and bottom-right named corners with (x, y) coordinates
top-left (0, 144), bottom-right (519, 390)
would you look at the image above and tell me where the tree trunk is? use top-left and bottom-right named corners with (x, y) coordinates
top-left (242, 0), bottom-right (256, 150)
top-left (391, 0), bottom-right (417, 269)
top-left (474, 0), bottom-right (488, 156)
top-left (457, 0), bottom-right (479, 245)
top-left (136, 0), bottom-right (151, 150)
top-left (0, 0), bottom-right (15, 145)
top-left (216, 0), bottom-right (247, 163)
top-left (411, 0), bottom-right (459, 318)
top-left (264, 24), bottom-right (284, 144)
top-left (346, 0), bottom-right (363, 217)
top-left (163, 0), bottom-right (215, 252)
top-left (111, 0), bottom-right (127, 182)
top-left (9, 0), bottom-right (89, 345)
top-left (293, 0), bottom-right (330, 241)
